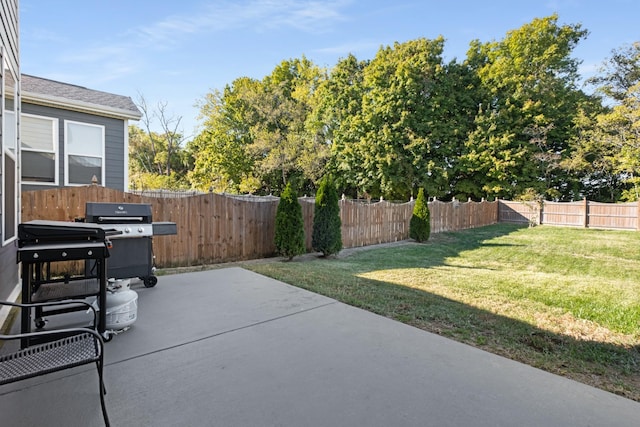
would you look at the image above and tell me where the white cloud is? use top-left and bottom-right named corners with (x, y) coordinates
top-left (56, 0), bottom-right (351, 76)
top-left (131, 0), bottom-right (351, 46)
top-left (257, 0), bottom-right (349, 33)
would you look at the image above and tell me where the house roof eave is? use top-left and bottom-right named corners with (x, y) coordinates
top-left (22, 91), bottom-right (143, 121)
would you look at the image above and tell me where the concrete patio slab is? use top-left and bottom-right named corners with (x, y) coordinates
top-left (1, 267), bottom-right (639, 426)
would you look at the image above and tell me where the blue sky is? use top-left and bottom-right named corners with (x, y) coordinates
top-left (20, 0), bottom-right (639, 139)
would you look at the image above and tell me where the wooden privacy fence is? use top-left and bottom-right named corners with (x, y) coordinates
top-left (21, 186), bottom-right (498, 268)
top-left (429, 199), bottom-right (498, 233)
top-left (499, 199), bottom-right (640, 230)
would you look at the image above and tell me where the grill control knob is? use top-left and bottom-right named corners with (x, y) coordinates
top-left (138, 227), bottom-right (144, 233)
top-left (124, 227), bottom-right (131, 234)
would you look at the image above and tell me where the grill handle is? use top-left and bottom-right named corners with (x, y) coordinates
top-left (97, 216), bottom-right (145, 223)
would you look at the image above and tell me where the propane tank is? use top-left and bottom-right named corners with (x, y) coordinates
top-left (105, 279), bottom-right (138, 330)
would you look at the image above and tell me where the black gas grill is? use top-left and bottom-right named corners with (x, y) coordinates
top-left (17, 220), bottom-right (112, 345)
top-left (85, 202), bottom-right (176, 287)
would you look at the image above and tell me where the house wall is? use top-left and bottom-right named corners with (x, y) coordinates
top-left (21, 102), bottom-right (127, 192)
top-left (0, 1), bottom-right (18, 70)
top-left (0, 0), bottom-right (19, 301)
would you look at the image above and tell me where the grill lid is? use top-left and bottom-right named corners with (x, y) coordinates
top-left (86, 202), bottom-right (153, 224)
top-left (18, 220), bottom-right (107, 246)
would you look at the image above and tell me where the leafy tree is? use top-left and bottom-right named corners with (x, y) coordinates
top-left (192, 57), bottom-right (328, 195)
top-left (182, 17), bottom-right (637, 202)
top-left (611, 82), bottom-right (640, 201)
top-left (566, 43), bottom-right (640, 201)
top-left (561, 105), bottom-right (620, 201)
top-left (325, 38), bottom-right (480, 201)
top-left (134, 95), bottom-right (188, 175)
top-left (409, 188), bottom-right (430, 242)
top-left (312, 176), bottom-right (342, 256)
top-left (250, 57), bottom-right (328, 193)
top-left (581, 82), bottom-right (640, 201)
top-left (274, 182), bottom-right (306, 260)
top-left (460, 14), bottom-right (589, 200)
top-left (313, 54), bottom-right (368, 197)
top-left (128, 126), bottom-right (191, 190)
top-left (129, 95), bottom-right (191, 190)
top-left (437, 59), bottom-right (486, 201)
top-left (588, 42), bottom-right (640, 103)
top-left (345, 37), bottom-right (452, 200)
top-left (188, 77), bottom-right (260, 193)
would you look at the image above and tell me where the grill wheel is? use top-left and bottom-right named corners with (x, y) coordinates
top-left (142, 275), bottom-right (158, 288)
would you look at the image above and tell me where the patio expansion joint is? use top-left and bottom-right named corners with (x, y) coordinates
top-left (107, 300), bottom-right (339, 368)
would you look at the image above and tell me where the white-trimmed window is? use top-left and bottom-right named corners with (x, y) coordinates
top-left (2, 51), bottom-right (18, 245)
top-left (21, 114), bottom-right (58, 184)
top-left (64, 120), bottom-right (105, 186)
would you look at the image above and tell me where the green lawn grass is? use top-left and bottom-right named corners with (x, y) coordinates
top-left (245, 223), bottom-right (640, 400)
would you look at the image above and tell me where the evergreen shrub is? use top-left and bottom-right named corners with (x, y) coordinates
top-left (312, 176), bottom-right (342, 256)
top-left (274, 182), bottom-right (306, 260)
top-left (409, 188), bottom-right (430, 242)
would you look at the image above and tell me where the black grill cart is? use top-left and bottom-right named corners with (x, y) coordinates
top-left (17, 220), bottom-right (111, 346)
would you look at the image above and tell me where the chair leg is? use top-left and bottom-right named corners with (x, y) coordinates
top-left (96, 360), bottom-right (110, 427)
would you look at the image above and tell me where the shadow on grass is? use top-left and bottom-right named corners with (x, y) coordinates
top-left (249, 223), bottom-right (640, 400)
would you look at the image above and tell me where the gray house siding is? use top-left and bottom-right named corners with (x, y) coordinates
top-left (21, 103), bottom-right (127, 192)
top-left (0, 0), bottom-right (19, 302)
top-left (0, 1), bottom-right (19, 71)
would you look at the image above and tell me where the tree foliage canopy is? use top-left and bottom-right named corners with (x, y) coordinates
top-left (459, 14), bottom-right (590, 201)
top-left (189, 57), bottom-right (328, 195)
top-left (129, 124), bottom-right (190, 190)
top-left (132, 15), bottom-right (639, 203)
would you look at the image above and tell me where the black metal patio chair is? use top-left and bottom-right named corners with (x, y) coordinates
top-left (0, 299), bottom-right (110, 426)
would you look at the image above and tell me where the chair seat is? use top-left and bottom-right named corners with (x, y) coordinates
top-left (0, 332), bottom-right (100, 385)
top-left (0, 299), bottom-right (110, 425)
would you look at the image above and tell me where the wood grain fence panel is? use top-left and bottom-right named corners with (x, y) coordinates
top-left (344, 201), bottom-right (356, 247)
top-left (498, 200), bottom-right (538, 224)
top-left (222, 194), bottom-right (233, 260)
top-left (154, 196), bottom-right (181, 267)
top-left (352, 202), bottom-right (365, 247)
top-left (300, 198), bottom-right (315, 251)
top-left (500, 200), bottom-right (639, 230)
top-left (360, 203), bottom-right (368, 246)
top-left (588, 202), bottom-right (637, 230)
top-left (543, 201), bottom-right (584, 226)
top-left (204, 194), bottom-right (217, 263)
top-left (369, 204), bottom-right (377, 245)
top-left (348, 203), bottom-right (357, 247)
top-left (231, 198), bottom-right (241, 260)
top-left (443, 202), bottom-right (451, 231)
top-left (218, 194), bottom-right (229, 261)
top-left (220, 194), bottom-right (233, 261)
top-left (211, 193), bottom-right (222, 262)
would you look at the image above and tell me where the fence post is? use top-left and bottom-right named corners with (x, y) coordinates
top-left (538, 200), bottom-right (544, 226)
top-left (583, 198), bottom-right (589, 228)
top-left (637, 200), bottom-right (640, 231)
